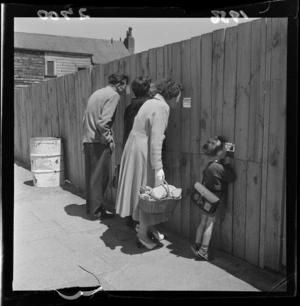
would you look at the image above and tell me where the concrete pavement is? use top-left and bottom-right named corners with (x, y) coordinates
top-left (13, 161), bottom-right (286, 293)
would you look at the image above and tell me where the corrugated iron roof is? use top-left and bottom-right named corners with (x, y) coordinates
top-left (14, 32), bottom-right (131, 64)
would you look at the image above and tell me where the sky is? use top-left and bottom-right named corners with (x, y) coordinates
top-left (14, 17), bottom-right (257, 54)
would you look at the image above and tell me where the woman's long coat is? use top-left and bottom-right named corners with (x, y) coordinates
top-left (115, 94), bottom-right (171, 226)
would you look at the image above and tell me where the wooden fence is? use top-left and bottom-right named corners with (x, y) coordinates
top-left (14, 18), bottom-right (287, 273)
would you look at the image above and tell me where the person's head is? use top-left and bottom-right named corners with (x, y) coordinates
top-left (202, 135), bottom-right (228, 160)
top-left (150, 78), bottom-right (183, 104)
top-left (108, 74), bottom-right (128, 93)
top-left (131, 76), bottom-right (151, 98)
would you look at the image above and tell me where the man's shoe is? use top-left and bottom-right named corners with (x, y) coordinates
top-left (94, 207), bottom-right (115, 219)
top-left (99, 210), bottom-right (115, 220)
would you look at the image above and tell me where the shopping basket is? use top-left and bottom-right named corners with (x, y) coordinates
top-left (138, 180), bottom-right (182, 214)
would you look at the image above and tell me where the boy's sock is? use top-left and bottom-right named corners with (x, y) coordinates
top-left (199, 244), bottom-right (208, 255)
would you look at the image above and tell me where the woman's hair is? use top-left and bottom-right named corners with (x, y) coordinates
top-left (131, 76), bottom-right (151, 98)
top-left (150, 78), bottom-right (183, 100)
top-left (202, 135), bottom-right (227, 157)
top-left (108, 74), bottom-right (128, 85)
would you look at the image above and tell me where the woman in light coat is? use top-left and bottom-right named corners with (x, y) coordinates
top-left (115, 78), bottom-right (182, 249)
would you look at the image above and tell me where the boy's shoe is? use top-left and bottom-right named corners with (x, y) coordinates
top-left (191, 244), bottom-right (209, 261)
top-left (190, 243), bottom-right (200, 256)
top-left (196, 250), bottom-right (209, 261)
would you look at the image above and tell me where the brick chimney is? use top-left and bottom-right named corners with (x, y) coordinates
top-left (124, 27), bottom-right (135, 54)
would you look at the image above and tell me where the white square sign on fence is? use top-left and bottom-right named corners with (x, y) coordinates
top-left (183, 97), bottom-right (191, 108)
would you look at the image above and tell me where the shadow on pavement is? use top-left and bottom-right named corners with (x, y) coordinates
top-left (15, 159), bottom-right (31, 170)
top-left (64, 203), bottom-right (99, 221)
top-left (164, 235), bottom-right (195, 260)
top-left (23, 180), bottom-right (34, 186)
top-left (99, 217), bottom-right (161, 255)
top-left (61, 182), bottom-right (86, 199)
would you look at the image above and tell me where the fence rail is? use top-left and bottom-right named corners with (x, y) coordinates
top-left (14, 18), bottom-right (287, 273)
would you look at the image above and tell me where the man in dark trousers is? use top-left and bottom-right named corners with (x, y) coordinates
top-left (83, 73), bottom-right (128, 219)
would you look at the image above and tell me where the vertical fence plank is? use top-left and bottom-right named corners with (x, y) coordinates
top-left (163, 44), bottom-right (172, 79)
top-left (115, 58), bottom-right (124, 166)
top-left (211, 28), bottom-right (225, 137)
top-left (22, 87), bottom-right (31, 163)
top-left (57, 78), bottom-right (66, 140)
top-left (264, 18), bottom-right (287, 271)
top-left (181, 153), bottom-right (191, 238)
top-left (231, 21), bottom-right (251, 260)
top-left (211, 29), bottom-right (225, 249)
top-left (14, 89), bottom-right (22, 160)
top-left (19, 89), bottom-right (28, 162)
top-left (35, 84), bottom-right (43, 136)
top-left (190, 153), bottom-right (202, 241)
top-left (47, 78), bottom-right (60, 138)
top-left (282, 177), bottom-right (286, 267)
top-left (245, 161), bottom-right (262, 266)
top-left (221, 25), bottom-right (237, 254)
top-left (163, 150), bottom-right (175, 232)
top-left (141, 50), bottom-right (149, 77)
top-left (31, 84), bottom-right (41, 137)
top-left (232, 159), bottom-right (247, 259)
top-left (107, 60), bottom-right (118, 205)
top-left (180, 39), bottom-right (191, 238)
top-left (200, 33), bottom-right (212, 150)
top-left (181, 39), bottom-right (191, 153)
top-left (25, 86), bottom-right (33, 159)
top-left (70, 73), bottom-right (81, 187)
top-left (75, 69), bottom-right (92, 191)
top-left (148, 48), bottom-right (157, 82)
top-left (235, 22), bottom-right (251, 161)
top-left (171, 151), bottom-right (182, 234)
top-left (41, 82), bottom-right (50, 137)
top-left (163, 43), bottom-right (175, 232)
top-left (83, 68), bottom-right (93, 191)
top-left (91, 64), bottom-right (105, 93)
top-left (259, 18), bottom-right (271, 269)
top-left (136, 52), bottom-right (142, 76)
top-left (62, 74), bottom-right (75, 182)
top-left (128, 54), bottom-right (137, 106)
top-left (171, 42), bottom-right (182, 153)
top-left (122, 56), bottom-right (131, 125)
top-left (75, 71), bottom-right (85, 191)
top-left (164, 44), bottom-right (174, 152)
top-left (103, 62), bottom-right (110, 88)
top-left (190, 36), bottom-right (201, 155)
top-left (248, 19), bottom-right (266, 163)
top-left (156, 46), bottom-right (164, 80)
top-left (170, 42), bottom-right (182, 234)
top-left (14, 89), bottom-right (17, 157)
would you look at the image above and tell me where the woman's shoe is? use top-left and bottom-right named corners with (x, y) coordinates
top-left (136, 237), bottom-right (160, 250)
top-left (148, 230), bottom-right (165, 241)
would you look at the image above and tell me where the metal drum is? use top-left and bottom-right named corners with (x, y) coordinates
top-left (30, 137), bottom-right (65, 187)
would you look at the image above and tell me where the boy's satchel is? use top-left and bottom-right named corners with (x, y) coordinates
top-left (191, 182), bottom-right (220, 214)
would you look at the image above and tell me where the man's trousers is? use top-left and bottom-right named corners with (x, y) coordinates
top-left (83, 142), bottom-right (112, 215)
